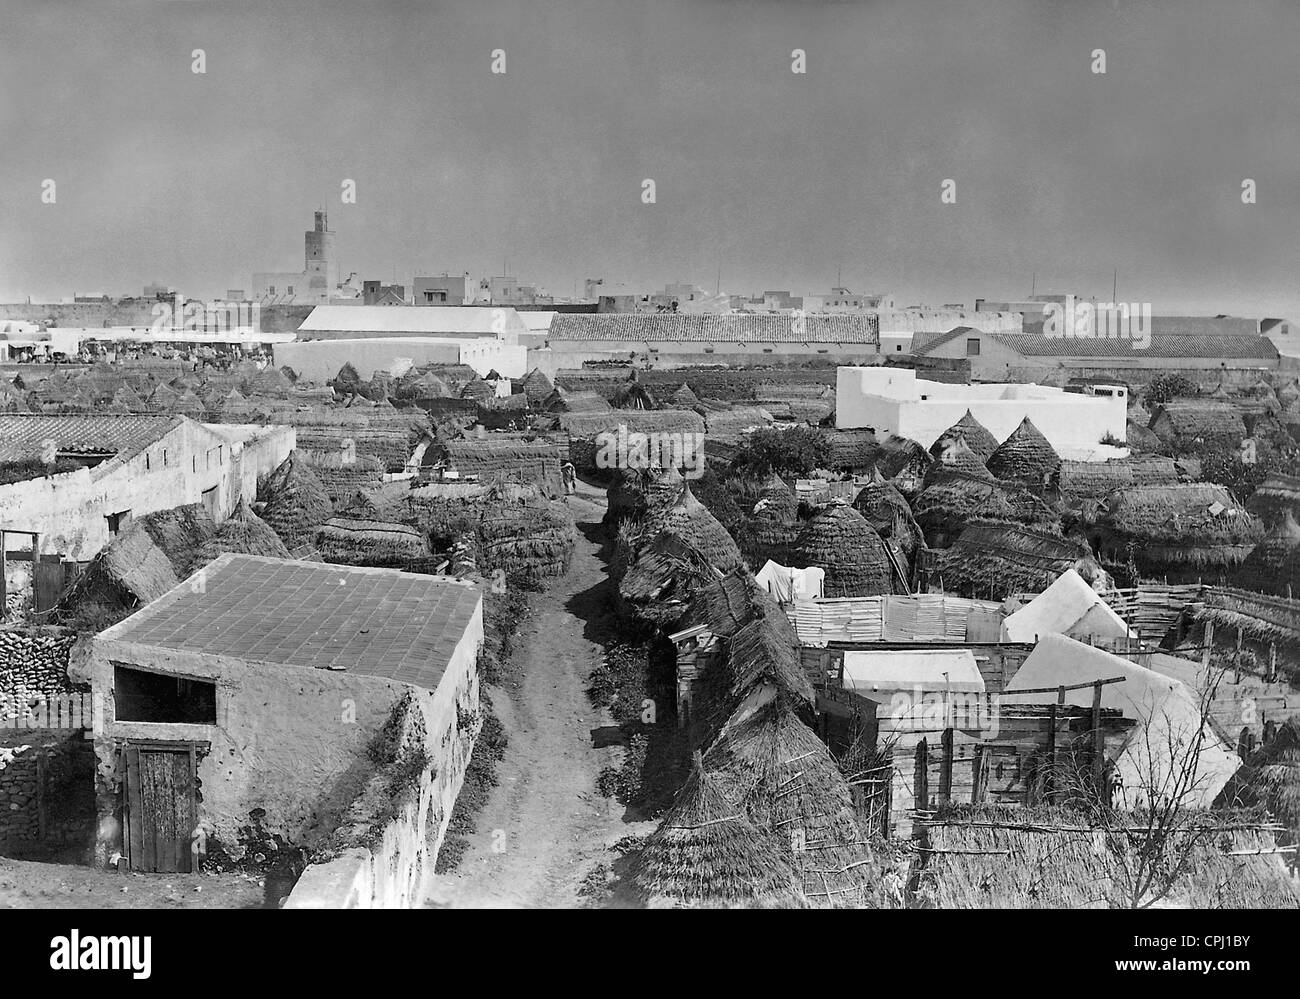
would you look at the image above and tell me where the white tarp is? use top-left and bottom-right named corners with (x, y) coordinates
top-left (1002, 634), bottom-right (1239, 808)
top-left (755, 560), bottom-right (824, 602)
top-left (1001, 569), bottom-right (1132, 643)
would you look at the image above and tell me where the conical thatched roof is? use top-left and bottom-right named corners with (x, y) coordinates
top-left (331, 362), bottom-right (365, 397)
top-left (401, 370), bottom-right (453, 399)
top-left (643, 464), bottom-right (685, 533)
top-left (1247, 473), bottom-right (1300, 527)
top-left (174, 389), bottom-right (205, 416)
top-left (631, 752), bottom-right (807, 909)
top-left (725, 614), bottom-right (814, 706)
top-left (612, 370), bottom-right (657, 410)
top-left (753, 473), bottom-right (796, 520)
top-left (987, 417), bottom-right (1061, 487)
top-left (923, 437), bottom-right (993, 487)
top-left (929, 410), bottom-right (998, 463)
top-left (1234, 510), bottom-right (1300, 596)
top-left (1096, 483), bottom-right (1264, 573)
top-left (1277, 380), bottom-right (1300, 409)
top-left (656, 484), bottom-right (745, 570)
top-left (790, 501), bottom-right (893, 597)
top-left (852, 466), bottom-right (923, 557)
top-left (520, 367), bottom-right (553, 405)
top-left (258, 451), bottom-right (333, 551)
top-left (459, 375), bottom-right (495, 402)
top-left (671, 382), bottom-right (702, 410)
top-left (705, 690), bottom-right (877, 907)
top-left (316, 513), bottom-right (429, 569)
top-left (196, 500), bottom-right (291, 565)
top-left (1215, 718), bottom-right (1300, 829)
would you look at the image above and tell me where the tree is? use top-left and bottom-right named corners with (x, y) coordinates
top-left (730, 426), bottom-right (831, 478)
top-left (1143, 373), bottom-right (1199, 408)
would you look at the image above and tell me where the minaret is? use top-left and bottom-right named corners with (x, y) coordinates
top-left (304, 211), bottom-right (338, 301)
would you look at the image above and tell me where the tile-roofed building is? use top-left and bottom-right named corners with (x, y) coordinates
top-left (100, 553), bottom-right (481, 690)
top-left (549, 312), bottom-right (879, 344)
top-left (0, 413), bottom-right (183, 464)
top-left (297, 305), bottom-right (528, 339)
top-left (993, 333), bottom-right (1279, 360)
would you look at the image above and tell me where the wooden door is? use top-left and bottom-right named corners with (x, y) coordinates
top-left (201, 485), bottom-right (220, 521)
top-left (122, 744), bottom-right (198, 873)
top-left (33, 555), bottom-right (64, 614)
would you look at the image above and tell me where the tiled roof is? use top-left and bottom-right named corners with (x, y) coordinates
top-left (548, 313), bottom-right (879, 344)
top-left (913, 328), bottom-right (1278, 361)
top-left (298, 306), bottom-right (526, 335)
top-left (0, 414), bottom-right (183, 463)
top-left (997, 333), bottom-right (1279, 360)
top-left (100, 553), bottom-right (481, 691)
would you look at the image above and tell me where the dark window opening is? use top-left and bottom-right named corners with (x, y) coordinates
top-left (966, 338), bottom-right (981, 356)
top-left (114, 665), bottom-right (216, 724)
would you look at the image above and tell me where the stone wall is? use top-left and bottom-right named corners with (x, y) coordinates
top-left (0, 729), bottom-right (96, 856)
top-left (0, 626), bottom-right (78, 707)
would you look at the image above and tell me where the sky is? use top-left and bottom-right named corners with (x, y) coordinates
top-left (2, 0), bottom-right (1298, 317)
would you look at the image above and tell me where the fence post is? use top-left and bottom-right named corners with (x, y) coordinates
top-left (939, 727), bottom-right (954, 805)
top-left (1091, 680), bottom-right (1104, 798)
top-left (971, 744), bottom-right (987, 804)
top-left (1234, 627), bottom-right (1243, 684)
top-left (1202, 620), bottom-right (1214, 668)
top-left (914, 739), bottom-right (929, 812)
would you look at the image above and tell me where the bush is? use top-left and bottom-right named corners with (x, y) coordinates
top-left (1143, 373), bottom-right (1199, 407)
top-left (729, 425), bottom-right (830, 478)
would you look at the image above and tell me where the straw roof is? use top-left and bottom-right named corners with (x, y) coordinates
top-left (631, 752), bottom-right (808, 909)
top-left (642, 465), bottom-right (686, 534)
top-left (913, 472), bottom-right (1016, 547)
top-left (75, 521), bottom-right (180, 609)
top-left (317, 513), bottom-right (429, 569)
top-left (611, 370), bottom-right (657, 410)
top-left (1151, 401), bottom-right (1247, 449)
top-left (1056, 457), bottom-right (1182, 503)
top-left (196, 500), bottom-right (290, 565)
top-left (654, 484), bottom-right (745, 570)
top-left (1097, 483), bottom-right (1264, 570)
top-left (670, 382), bottom-right (702, 411)
top-left (923, 437), bottom-right (993, 487)
top-left (704, 691), bottom-right (877, 906)
top-left (1215, 718), bottom-right (1300, 829)
top-left (520, 367), bottom-right (553, 405)
top-left (724, 613), bottom-right (815, 707)
top-left (824, 429), bottom-right (880, 473)
top-left (619, 533), bottom-right (727, 627)
top-left (914, 804), bottom-right (1299, 909)
top-left (872, 433), bottom-right (932, 483)
top-left (459, 375), bottom-right (495, 403)
top-left (748, 474), bottom-right (799, 566)
top-left (1248, 473), bottom-right (1300, 527)
top-left (987, 417), bottom-right (1061, 488)
top-left (790, 501), bottom-right (893, 597)
top-left (929, 411), bottom-right (999, 463)
top-left (1233, 510), bottom-right (1300, 596)
top-left (258, 451), bottom-right (334, 551)
top-left (475, 495), bottom-right (576, 588)
top-left (936, 520), bottom-right (1100, 598)
top-left (1277, 380), bottom-right (1300, 409)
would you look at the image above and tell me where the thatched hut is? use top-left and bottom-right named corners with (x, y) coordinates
top-left (630, 752), bottom-right (808, 909)
top-left (543, 387), bottom-right (612, 415)
top-left (1149, 401), bottom-right (1247, 454)
top-left (316, 512), bottom-right (430, 569)
top-left (654, 485), bottom-right (745, 571)
top-left (923, 437), bottom-right (992, 488)
top-left (642, 465), bottom-right (686, 534)
top-left (444, 437), bottom-right (565, 495)
top-left (913, 471), bottom-right (1016, 548)
top-left (871, 434), bottom-right (932, 497)
top-left (704, 405), bottom-right (774, 442)
top-left (704, 690), bottom-right (880, 907)
top-left (195, 500), bottom-right (290, 565)
top-left (459, 375), bottom-right (495, 404)
top-left (520, 367), bottom-right (554, 406)
top-left (724, 614), bottom-right (814, 707)
top-left (68, 521), bottom-right (180, 613)
top-left (1095, 483), bottom-right (1264, 579)
top-left (611, 370), bottom-right (657, 410)
top-left (475, 494), bottom-right (576, 588)
top-left (1277, 380), bottom-right (1300, 410)
top-left (670, 382), bottom-right (702, 411)
top-left (310, 454), bottom-right (386, 509)
top-left (852, 466), bottom-right (923, 560)
top-left (563, 409), bottom-right (705, 471)
top-left (1247, 473), bottom-right (1300, 527)
top-left (618, 533), bottom-right (728, 629)
top-left (748, 473), bottom-right (799, 566)
top-left (929, 411), bottom-right (999, 464)
top-left (1215, 718), bottom-right (1300, 835)
top-left (604, 467), bottom-right (651, 530)
top-left (1234, 510), bottom-right (1300, 596)
top-left (914, 804), bottom-right (1299, 909)
top-left (258, 451), bottom-right (334, 552)
top-left (790, 501), bottom-right (894, 597)
top-left (823, 429), bottom-right (879, 474)
top-left (1055, 457), bottom-right (1183, 520)
top-left (934, 520), bottom-right (1102, 598)
top-left (987, 417), bottom-right (1061, 491)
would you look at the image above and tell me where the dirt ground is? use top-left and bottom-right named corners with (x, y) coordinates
top-left (425, 485), bottom-right (655, 908)
top-left (0, 857), bottom-right (274, 909)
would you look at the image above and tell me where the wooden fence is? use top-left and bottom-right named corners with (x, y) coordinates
top-left (0, 692), bottom-right (92, 730)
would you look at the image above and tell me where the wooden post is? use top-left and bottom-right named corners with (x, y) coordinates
top-left (1234, 627), bottom-right (1243, 684)
top-left (0, 532), bottom-right (6, 624)
top-left (914, 739), bottom-right (929, 812)
top-left (1202, 620), bottom-right (1214, 668)
top-left (1269, 643), bottom-right (1278, 684)
top-left (971, 744), bottom-right (987, 804)
top-left (939, 728), bottom-right (954, 804)
top-left (1091, 680), bottom-right (1104, 798)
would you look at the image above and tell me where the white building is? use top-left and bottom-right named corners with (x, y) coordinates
top-left (836, 366), bottom-right (1128, 461)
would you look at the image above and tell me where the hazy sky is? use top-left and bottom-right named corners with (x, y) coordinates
top-left (2, 0), bottom-right (1299, 316)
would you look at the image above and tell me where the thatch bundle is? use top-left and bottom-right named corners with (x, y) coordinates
top-left (1215, 718), bottom-right (1300, 832)
top-left (987, 417), bottom-right (1060, 490)
top-left (935, 520), bottom-right (1100, 598)
top-left (1096, 483), bottom-right (1264, 573)
top-left (474, 495), bottom-right (576, 588)
top-left (520, 367), bottom-right (553, 405)
top-left (71, 521), bottom-right (180, 611)
top-left (1233, 510), bottom-right (1300, 596)
top-left (790, 501), bottom-right (893, 597)
top-left (929, 410), bottom-right (998, 463)
top-left (705, 691), bottom-right (877, 906)
top-left (316, 512), bottom-right (429, 569)
top-left (724, 615), bottom-right (814, 707)
top-left (258, 451), bottom-right (334, 551)
top-left (618, 533), bottom-right (726, 628)
top-left (631, 752), bottom-right (808, 909)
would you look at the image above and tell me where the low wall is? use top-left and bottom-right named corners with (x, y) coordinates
top-left (0, 729), bottom-right (96, 856)
top-left (0, 627), bottom-right (77, 703)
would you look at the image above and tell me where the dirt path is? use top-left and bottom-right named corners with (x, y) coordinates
top-left (0, 858), bottom-right (272, 909)
top-left (425, 486), bottom-right (653, 908)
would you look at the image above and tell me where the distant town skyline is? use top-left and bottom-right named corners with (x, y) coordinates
top-left (4, 0), bottom-right (1300, 318)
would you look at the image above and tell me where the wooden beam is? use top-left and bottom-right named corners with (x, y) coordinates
top-left (939, 728), bottom-right (954, 805)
